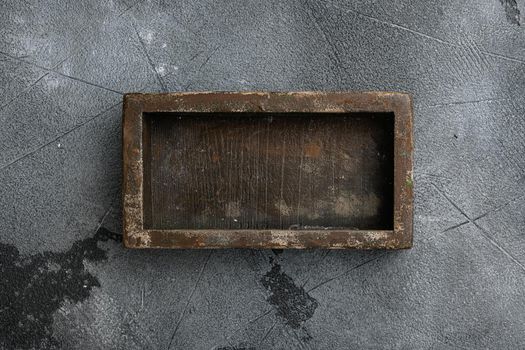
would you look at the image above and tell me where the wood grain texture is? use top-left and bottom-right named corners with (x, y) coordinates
top-left (144, 112), bottom-right (394, 230)
top-left (122, 92), bottom-right (413, 249)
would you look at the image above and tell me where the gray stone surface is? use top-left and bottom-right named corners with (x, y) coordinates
top-left (0, 0), bottom-right (524, 349)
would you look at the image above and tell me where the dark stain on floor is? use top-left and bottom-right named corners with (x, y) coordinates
top-left (499, 0), bottom-right (521, 25)
top-left (261, 263), bottom-right (319, 329)
top-left (0, 227), bottom-right (120, 349)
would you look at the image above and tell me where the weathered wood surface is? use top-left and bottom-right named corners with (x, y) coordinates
top-left (122, 92), bottom-right (413, 249)
top-left (145, 112), bottom-right (394, 231)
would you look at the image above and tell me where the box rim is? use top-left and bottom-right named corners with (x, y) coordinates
top-left (122, 91), bottom-right (413, 249)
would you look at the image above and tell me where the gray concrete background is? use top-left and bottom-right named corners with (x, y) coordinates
top-left (0, 0), bottom-right (524, 349)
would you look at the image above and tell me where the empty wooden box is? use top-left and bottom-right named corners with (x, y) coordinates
top-left (122, 92), bottom-right (413, 249)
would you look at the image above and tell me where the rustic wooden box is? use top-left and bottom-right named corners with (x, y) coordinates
top-left (122, 92), bottom-right (413, 249)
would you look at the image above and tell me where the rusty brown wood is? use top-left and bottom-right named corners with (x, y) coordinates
top-left (122, 91), bottom-right (413, 249)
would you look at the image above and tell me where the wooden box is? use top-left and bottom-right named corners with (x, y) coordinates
top-left (122, 92), bottom-right (413, 249)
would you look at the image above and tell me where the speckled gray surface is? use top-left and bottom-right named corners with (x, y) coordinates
top-left (1, 0), bottom-right (524, 349)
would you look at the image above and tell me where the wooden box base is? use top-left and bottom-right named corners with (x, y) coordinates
top-left (123, 92), bottom-right (413, 249)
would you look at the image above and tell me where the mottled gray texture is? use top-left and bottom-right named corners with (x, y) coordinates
top-left (0, 0), bottom-right (524, 349)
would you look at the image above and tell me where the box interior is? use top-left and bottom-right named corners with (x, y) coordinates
top-left (142, 112), bottom-right (394, 230)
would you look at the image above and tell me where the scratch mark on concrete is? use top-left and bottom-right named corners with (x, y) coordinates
top-left (247, 309), bottom-right (273, 324)
top-left (167, 251), bottom-right (213, 350)
top-left (132, 23), bottom-right (168, 92)
top-left (0, 52), bottom-right (124, 95)
top-left (197, 46), bottom-right (220, 73)
top-left (53, 72), bottom-right (124, 94)
top-left (188, 51), bottom-right (203, 63)
top-left (303, 0), bottom-right (344, 71)
top-left (93, 200), bottom-right (117, 240)
top-left (183, 45), bottom-right (218, 90)
top-left (118, 0), bottom-right (147, 17)
top-left (431, 183), bottom-right (525, 273)
top-left (0, 72), bottom-right (49, 111)
top-left (415, 172), bottom-right (452, 180)
top-left (220, 309), bottom-right (272, 348)
top-left (307, 253), bottom-right (386, 292)
top-left (476, 224), bottom-right (525, 272)
top-left (472, 193), bottom-right (525, 221)
top-left (0, 101), bottom-right (122, 172)
top-left (258, 321), bottom-right (277, 346)
top-left (441, 220), bottom-right (470, 233)
top-left (301, 250), bottom-right (331, 288)
top-left (325, 1), bottom-right (525, 65)
top-left (464, 36), bottom-right (492, 71)
top-left (424, 97), bottom-right (511, 108)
